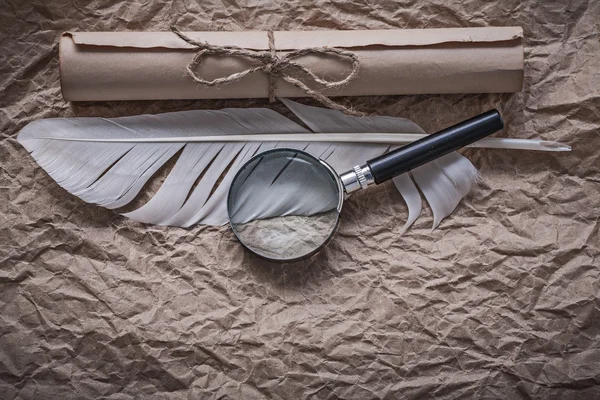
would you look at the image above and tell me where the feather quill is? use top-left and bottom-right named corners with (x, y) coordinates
top-left (17, 100), bottom-right (569, 229)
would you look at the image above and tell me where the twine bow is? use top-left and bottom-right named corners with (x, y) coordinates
top-left (171, 26), bottom-right (364, 116)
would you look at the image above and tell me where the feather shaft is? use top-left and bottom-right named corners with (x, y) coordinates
top-left (35, 133), bottom-right (570, 151)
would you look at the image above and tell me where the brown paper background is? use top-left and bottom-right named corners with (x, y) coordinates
top-left (1, 1), bottom-right (599, 399)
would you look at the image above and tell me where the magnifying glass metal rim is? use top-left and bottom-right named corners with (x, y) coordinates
top-left (227, 147), bottom-right (344, 263)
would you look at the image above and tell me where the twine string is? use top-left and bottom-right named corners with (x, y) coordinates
top-left (171, 26), bottom-right (363, 116)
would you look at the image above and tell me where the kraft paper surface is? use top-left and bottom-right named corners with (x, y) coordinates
top-left (1, 1), bottom-right (599, 399)
top-left (59, 27), bottom-right (524, 101)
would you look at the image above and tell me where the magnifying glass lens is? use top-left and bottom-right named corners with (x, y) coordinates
top-left (228, 149), bottom-right (342, 261)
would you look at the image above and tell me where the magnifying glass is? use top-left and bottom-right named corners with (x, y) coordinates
top-left (227, 110), bottom-right (504, 262)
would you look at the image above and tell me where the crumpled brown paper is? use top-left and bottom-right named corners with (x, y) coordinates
top-left (1, 1), bottom-right (599, 399)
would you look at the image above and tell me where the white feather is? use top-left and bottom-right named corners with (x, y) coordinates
top-left (17, 100), bottom-right (569, 229)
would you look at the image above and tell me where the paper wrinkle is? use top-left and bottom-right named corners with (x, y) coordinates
top-left (1, 0), bottom-right (599, 399)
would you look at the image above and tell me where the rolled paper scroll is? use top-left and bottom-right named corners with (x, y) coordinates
top-left (59, 27), bottom-right (524, 102)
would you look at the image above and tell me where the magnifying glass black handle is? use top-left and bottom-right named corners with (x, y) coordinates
top-left (367, 109), bottom-right (503, 184)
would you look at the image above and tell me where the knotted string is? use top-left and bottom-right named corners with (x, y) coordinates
top-left (171, 26), bottom-right (364, 116)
